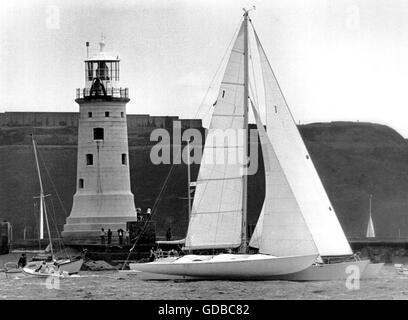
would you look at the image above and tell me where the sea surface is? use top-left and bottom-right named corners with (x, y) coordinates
top-left (0, 264), bottom-right (406, 300)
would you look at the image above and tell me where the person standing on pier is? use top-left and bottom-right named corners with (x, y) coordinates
top-left (117, 228), bottom-right (124, 246)
top-left (107, 229), bottom-right (112, 245)
top-left (166, 227), bottom-right (172, 241)
top-left (17, 253), bottom-right (27, 268)
top-left (125, 229), bottom-right (130, 245)
top-left (100, 228), bottom-right (106, 245)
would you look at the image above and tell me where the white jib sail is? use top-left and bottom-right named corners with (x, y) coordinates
top-left (366, 215), bottom-right (375, 238)
top-left (249, 101), bottom-right (318, 257)
top-left (254, 29), bottom-right (353, 257)
top-left (184, 23), bottom-right (246, 250)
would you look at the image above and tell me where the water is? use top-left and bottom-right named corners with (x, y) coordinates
top-left (0, 265), bottom-right (406, 300)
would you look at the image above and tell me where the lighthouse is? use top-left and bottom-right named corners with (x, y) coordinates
top-left (62, 37), bottom-right (137, 242)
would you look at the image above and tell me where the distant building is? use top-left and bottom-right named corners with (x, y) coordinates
top-left (0, 112), bottom-right (202, 130)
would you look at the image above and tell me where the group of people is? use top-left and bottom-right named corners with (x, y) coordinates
top-left (99, 228), bottom-right (129, 246)
top-left (149, 247), bottom-right (179, 262)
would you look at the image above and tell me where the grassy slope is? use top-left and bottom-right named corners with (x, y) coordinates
top-left (1, 121), bottom-right (408, 240)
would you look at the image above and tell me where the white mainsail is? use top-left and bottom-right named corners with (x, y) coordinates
top-left (253, 29), bottom-right (353, 257)
top-left (184, 24), bottom-right (246, 250)
top-left (249, 101), bottom-right (317, 256)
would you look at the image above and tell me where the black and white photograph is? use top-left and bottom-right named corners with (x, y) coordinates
top-left (1, 0), bottom-right (408, 308)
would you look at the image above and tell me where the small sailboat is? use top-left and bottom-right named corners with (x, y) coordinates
top-left (366, 194), bottom-right (375, 238)
top-left (22, 137), bottom-right (84, 277)
top-left (360, 194), bottom-right (384, 279)
top-left (131, 9), bottom-right (318, 279)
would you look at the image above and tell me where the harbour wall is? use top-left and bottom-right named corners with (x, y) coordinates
top-left (0, 112), bottom-right (202, 130)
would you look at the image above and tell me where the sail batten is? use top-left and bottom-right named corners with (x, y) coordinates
top-left (253, 28), bottom-right (353, 257)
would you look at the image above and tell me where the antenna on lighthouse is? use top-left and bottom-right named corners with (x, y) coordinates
top-left (99, 33), bottom-right (106, 52)
top-left (86, 41), bottom-right (89, 59)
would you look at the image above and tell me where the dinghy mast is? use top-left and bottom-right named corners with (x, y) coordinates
top-left (32, 136), bottom-right (54, 259)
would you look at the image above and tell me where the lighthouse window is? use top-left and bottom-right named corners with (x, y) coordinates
top-left (105, 111), bottom-right (110, 118)
top-left (122, 153), bottom-right (127, 165)
top-left (87, 62), bottom-right (93, 81)
top-left (86, 154), bottom-right (93, 165)
top-left (96, 61), bottom-right (109, 80)
top-left (79, 179), bottom-right (84, 189)
top-left (121, 112), bottom-right (124, 118)
top-left (88, 112), bottom-right (92, 118)
top-left (93, 128), bottom-right (104, 140)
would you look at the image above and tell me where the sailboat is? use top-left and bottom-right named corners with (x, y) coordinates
top-left (366, 194), bottom-right (375, 238)
top-left (131, 9), bottom-right (319, 279)
top-left (360, 195), bottom-right (384, 279)
top-left (22, 136), bottom-right (84, 277)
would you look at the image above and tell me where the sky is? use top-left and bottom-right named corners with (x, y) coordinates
top-left (2, 0), bottom-right (408, 136)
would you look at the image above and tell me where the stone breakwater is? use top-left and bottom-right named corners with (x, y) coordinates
top-left (359, 246), bottom-right (408, 264)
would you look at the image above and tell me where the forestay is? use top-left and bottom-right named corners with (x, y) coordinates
top-left (253, 28), bottom-right (352, 257)
top-left (249, 101), bottom-right (317, 257)
top-left (184, 23), bottom-right (246, 250)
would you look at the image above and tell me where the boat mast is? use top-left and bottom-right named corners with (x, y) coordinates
top-left (369, 194), bottom-right (372, 219)
top-left (240, 8), bottom-right (250, 253)
top-left (31, 136), bottom-right (54, 258)
top-left (187, 139), bottom-right (192, 221)
top-left (39, 187), bottom-right (44, 240)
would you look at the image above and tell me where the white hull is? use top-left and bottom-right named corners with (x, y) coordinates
top-left (22, 259), bottom-right (83, 277)
top-left (271, 260), bottom-right (369, 281)
top-left (360, 262), bottom-right (384, 279)
top-left (130, 254), bottom-right (317, 280)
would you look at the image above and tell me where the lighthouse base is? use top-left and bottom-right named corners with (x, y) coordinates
top-left (62, 193), bottom-right (138, 244)
top-left (62, 216), bottom-right (138, 244)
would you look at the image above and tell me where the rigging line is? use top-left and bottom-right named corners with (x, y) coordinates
top-left (49, 197), bottom-right (69, 257)
top-left (122, 147), bottom-right (184, 269)
top-left (36, 146), bottom-right (69, 217)
top-left (249, 33), bottom-right (260, 108)
top-left (193, 17), bottom-right (244, 120)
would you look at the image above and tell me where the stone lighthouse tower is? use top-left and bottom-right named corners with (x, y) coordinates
top-left (62, 38), bottom-right (137, 242)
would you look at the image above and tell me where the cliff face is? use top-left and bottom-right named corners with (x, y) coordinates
top-left (1, 121), bottom-right (408, 240)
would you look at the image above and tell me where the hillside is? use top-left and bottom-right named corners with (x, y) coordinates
top-left (1, 121), bottom-right (408, 240)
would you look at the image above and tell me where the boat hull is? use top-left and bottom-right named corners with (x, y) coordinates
top-left (22, 259), bottom-right (84, 277)
top-left (130, 254), bottom-right (317, 280)
top-left (360, 262), bottom-right (384, 279)
top-left (271, 260), bottom-right (369, 281)
top-left (57, 259), bottom-right (84, 274)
